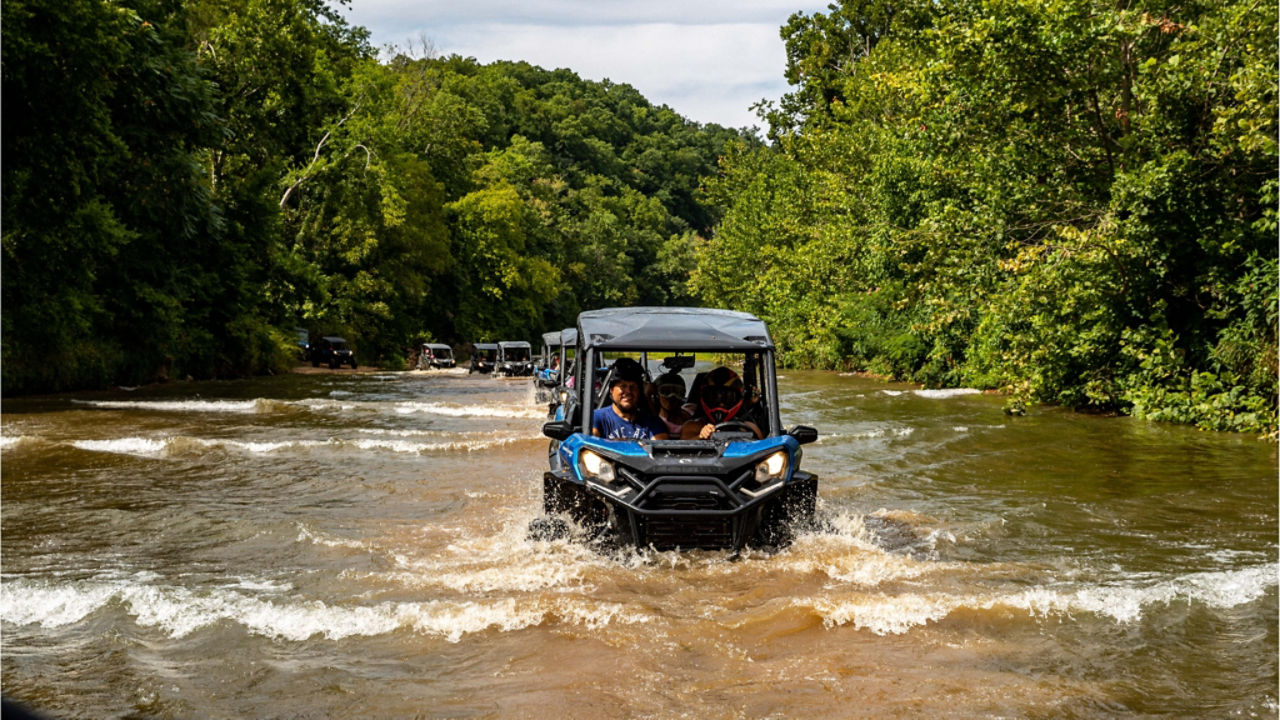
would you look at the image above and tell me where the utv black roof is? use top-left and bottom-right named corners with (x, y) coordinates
top-left (542, 328), bottom-right (577, 348)
top-left (577, 307), bottom-right (773, 352)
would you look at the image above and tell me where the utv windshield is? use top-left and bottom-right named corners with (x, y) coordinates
top-left (583, 350), bottom-right (777, 439)
top-left (573, 307), bottom-right (780, 440)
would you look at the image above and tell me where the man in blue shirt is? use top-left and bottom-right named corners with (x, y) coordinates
top-left (592, 358), bottom-right (669, 440)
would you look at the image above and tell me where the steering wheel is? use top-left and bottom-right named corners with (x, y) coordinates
top-left (713, 421), bottom-right (756, 436)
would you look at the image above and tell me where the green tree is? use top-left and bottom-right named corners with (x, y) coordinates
top-left (3, 0), bottom-right (229, 391)
top-left (702, 0), bottom-right (1277, 432)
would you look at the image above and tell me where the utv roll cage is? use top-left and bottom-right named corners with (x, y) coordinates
top-left (539, 307), bottom-right (818, 551)
top-left (470, 343), bottom-right (498, 374)
top-left (497, 340), bottom-right (533, 376)
top-left (555, 308), bottom-right (780, 435)
top-left (419, 342), bottom-right (455, 369)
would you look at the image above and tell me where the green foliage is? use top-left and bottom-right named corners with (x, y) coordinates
top-left (9, 0), bottom-right (1268, 438)
top-left (699, 0), bottom-right (1277, 433)
top-left (3, 7), bottom-right (745, 389)
top-left (3, 0), bottom-right (236, 391)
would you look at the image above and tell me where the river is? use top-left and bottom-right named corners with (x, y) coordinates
top-left (2, 369), bottom-right (1276, 718)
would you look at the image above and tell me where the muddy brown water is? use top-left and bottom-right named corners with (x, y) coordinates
top-left (2, 369), bottom-right (1276, 718)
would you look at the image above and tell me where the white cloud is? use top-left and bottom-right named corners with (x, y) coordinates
top-left (437, 22), bottom-right (785, 129)
top-left (336, 1), bottom-right (833, 129)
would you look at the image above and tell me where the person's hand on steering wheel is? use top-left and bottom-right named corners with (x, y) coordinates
top-left (698, 420), bottom-right (760, 439)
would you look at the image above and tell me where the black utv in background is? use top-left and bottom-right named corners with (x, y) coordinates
top-left (469, 343), bottom-right (498, 374)
top-left (310, 336), bottom-right (357, 369)
top-left (497, 341), bottom-right (534, 376)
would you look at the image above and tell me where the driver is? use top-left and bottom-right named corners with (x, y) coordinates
top-left (592, 358), bottom-right (669, 440)
top-left (680, 366), bottom-right (762, 440)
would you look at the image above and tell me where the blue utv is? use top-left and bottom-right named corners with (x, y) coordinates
top-left (534, 329), bottom-right (567, 402)
top-left (539, 307), bottom-right (819, 551)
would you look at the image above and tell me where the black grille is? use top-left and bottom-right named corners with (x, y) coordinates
top-left (646, 493), bottom-right (722, 511)
top-left (638, 479), bottom-right (733, 512)
top-left (641, 516), bottom-right (734, 549)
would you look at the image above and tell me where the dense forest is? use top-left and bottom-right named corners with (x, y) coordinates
top-left (2, 0), bottom-right (1275, 433)
top-left (700, 0), bottom-right (1277, 433)
top-left (2, 0), bottom-right (748, 391)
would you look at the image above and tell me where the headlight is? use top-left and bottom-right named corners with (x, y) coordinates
top-left (579, 449), bottom-right (615, 483)
top-left (754, 451), bottom-right (789, 483)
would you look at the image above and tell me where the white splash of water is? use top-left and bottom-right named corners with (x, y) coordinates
top-left (914, 389), bottom-right (982, 399)
top-left (880, 389), bottom-right (982, 399)
top-left (68, 432), bottom-right (540, 458)
top-left (818, 426), bottom-right (915, 442)
top-left (0, 577), bottom-right (645, 643)
top-left (803, 564), bottom-right (1278, 635)
top-left (72, 438), bottom-right (171, 456)
top-left (296, 525), bottom-right (375, 551)
top-left (393, 401), bottom-right (545, 419)
top-left (0, 436), bottom-right (33, 450)
top-left (71, 399), bottom-right (266, 413)
top-left (386, 526), bottom-right (605, 594)
top-left (350, 435), bottom-right (537, 454)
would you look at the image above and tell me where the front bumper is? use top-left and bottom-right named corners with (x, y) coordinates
top-left (547, 438), bottom-right (817, 550)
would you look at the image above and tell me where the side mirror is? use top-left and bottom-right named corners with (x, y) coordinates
top-left (788, 425), bottom-right (818, 445)
top-left (542, 420), bottom-right (575, 441)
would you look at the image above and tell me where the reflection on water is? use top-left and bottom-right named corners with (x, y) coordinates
top-left (2, 369), bottom-right (1276, 718)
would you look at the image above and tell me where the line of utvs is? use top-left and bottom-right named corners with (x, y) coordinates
top-left (318, 308), bottom-right (821, 552)
top-left (301, 335), bottom-right (530, 374)
top-left (528, 307), bottom-right (821, 553)
top-left (417, 341), bottom-right (532, 374)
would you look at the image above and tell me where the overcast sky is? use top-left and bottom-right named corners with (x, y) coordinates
top-left (335, 1), bottom-right (834, 132)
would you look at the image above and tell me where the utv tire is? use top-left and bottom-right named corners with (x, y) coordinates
top-left (543, 474), bottom-right (607, 528)
top-left (527, 516), bottom-right (571, 541)
top-left (752, 474), bottom-right (818, 547)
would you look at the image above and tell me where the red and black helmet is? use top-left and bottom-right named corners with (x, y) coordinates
top-left (700, 366), bottom-right (743, 424)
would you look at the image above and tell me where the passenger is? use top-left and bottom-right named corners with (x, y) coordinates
top-left (592, 358), bottom-right (669, 440)
top-left (653, 372), bottom-right (692, 436)
top-left (680, 366), bottom-right (762, 440)
top-left (682, 371), bottom-right (707, 416)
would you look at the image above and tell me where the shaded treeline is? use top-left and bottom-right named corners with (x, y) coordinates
top-left (695, 0), bottom-right (1276, 433)
top-left (3, 0), bottom-right (1275, 433)
top-left (2, 0), bottom-right (750, 393)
